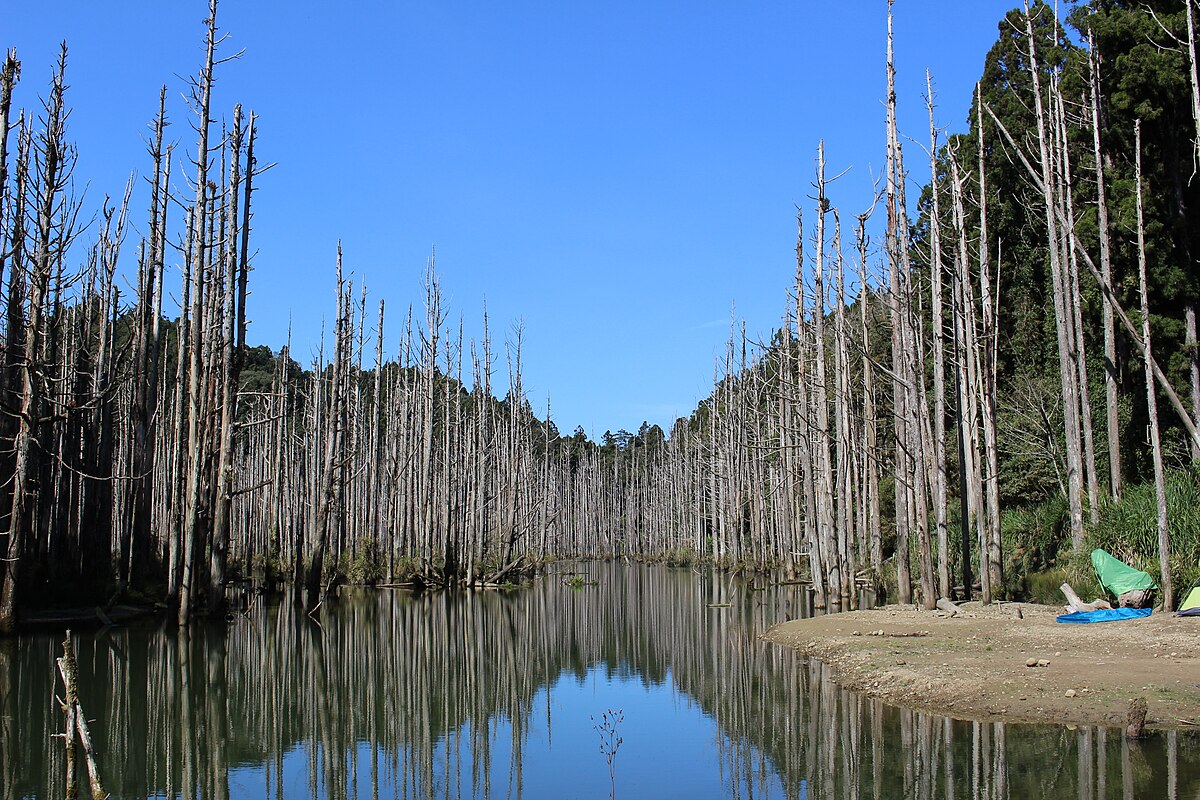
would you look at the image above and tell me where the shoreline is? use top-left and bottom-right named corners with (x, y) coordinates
top-left (762, 601), bottom-right (1200, 731)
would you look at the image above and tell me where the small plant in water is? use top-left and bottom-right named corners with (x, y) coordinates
top-left (592, 708), bottom-right (623, 799)
top-left (564, 574), bottom-right (598, 589)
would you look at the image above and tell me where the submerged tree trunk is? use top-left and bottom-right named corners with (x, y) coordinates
top-left (0, 48), bottom-right (70, 635)
top-left (306, 249), bottom-right (351, 610)
top-left (178, 0), bottom-right (220, 626)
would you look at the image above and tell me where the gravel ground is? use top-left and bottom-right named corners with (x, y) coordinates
top-left (762, 601), bottom-right (1200, 730)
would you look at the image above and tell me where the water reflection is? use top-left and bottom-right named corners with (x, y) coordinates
top-left (1, 563), bottom-right (1197, 798)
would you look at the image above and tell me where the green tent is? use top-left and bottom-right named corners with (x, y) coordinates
top-left (1180, 562), bottom-right (1200, 617)
top-left (1181, 581), bottom-right (1200, 616)
top-left (1091, 549), bottom-right (1157, 599)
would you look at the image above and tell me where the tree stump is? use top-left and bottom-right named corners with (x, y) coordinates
top-left (1125, 697), bottom-right (1148, 739)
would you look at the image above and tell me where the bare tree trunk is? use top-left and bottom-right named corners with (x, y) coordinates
top-left (178, 0), bottom-right (220, 625)
top-left (0, 48), bottom-right (70, 634)
top-left (166, 210), bottom-right (193, 606)
top-left (948, 144), bottom-right (987, 602)
top-left (1134, 121), bottom-right (1173, 611)
top-left (1188, 306), bottom-right (1199, 463)
top-left (885, 0), bottom-right (912, 605)
top-left (0, 49), bottom-right (19, 290)
top-left (208, 105), bottom-right (246, 615)
top-left (794, 214), bottom-right (826, 608)
top-left (832, 213), bottom-right (857, 606)
top-left (1053, 86), bottom-right (1100, 525)
top-left (812, 143), bottom-right (840, 609)
top-left (123, 88), bottom-right (170, 595)
top-left (855, 218), bottom-right (883, 602)
top-left (305, 245), bottom-right (350, 610)
top-left (925, 73), bottom-right (951, 600)
top-left (1187, 0), bottom-right (1200, 179)
top-left (1087, 33), bottom-right (1123, 498)
top-left (1024, 1), bottom-right (1085, 551)
top-left (976, 92), bottom-right (1003, 598)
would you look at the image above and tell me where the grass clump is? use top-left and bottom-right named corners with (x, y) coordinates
top-left (999, 465), bottom-right (1200, 605)
top-left (1087, 467), bottom-right (1200, 587)
top-left (662, 548), bottom-right (700, 568)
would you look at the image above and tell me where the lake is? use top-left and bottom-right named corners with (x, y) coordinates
top-left (1, 562), bottom-right (1197, 798)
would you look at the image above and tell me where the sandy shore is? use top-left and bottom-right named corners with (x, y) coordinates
top-left (762, 601), bottom-right (1200, 730)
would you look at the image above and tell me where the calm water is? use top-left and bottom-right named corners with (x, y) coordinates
top-left (1, 562), bottom-right (1197, 799)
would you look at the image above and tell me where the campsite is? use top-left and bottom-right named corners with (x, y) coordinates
top-left (767, 549), bottom-right (1200, 731)
top-left (765, 597), bottom-right (1200, 730)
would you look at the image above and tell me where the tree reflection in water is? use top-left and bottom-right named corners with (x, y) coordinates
top-left (0, 563), bottom-right (1196, 798)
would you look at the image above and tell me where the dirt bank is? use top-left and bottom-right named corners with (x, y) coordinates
top-left (762, 601), bottom-right (1200, 730)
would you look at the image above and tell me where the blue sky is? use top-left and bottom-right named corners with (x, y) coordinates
top-left (6, 1), bottom-right (1021, 437)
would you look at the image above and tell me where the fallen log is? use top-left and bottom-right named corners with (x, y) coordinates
top-left (936, 598), bottom-right (963, 617)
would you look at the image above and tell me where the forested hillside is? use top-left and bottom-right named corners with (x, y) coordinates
top-left (1, 0), bottom-right (1198, 632)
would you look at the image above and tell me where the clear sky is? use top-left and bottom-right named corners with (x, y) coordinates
top-left (5, 1), bottom-right (1022, 438)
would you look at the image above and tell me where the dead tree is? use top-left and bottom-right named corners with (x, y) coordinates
top-left (177, 0), bottom-right (220, 625)
top-left (1134, 121), bottom-right (1172, 611)
top-left (885, 0), bottom-right (913, 605)
top-left (208, 105), bottom-right (255, 615)
top-left (925, 72), bottom-right (951, 600)
top-left (0, 48), bottom-right (74, 634)
top-left (1086, 31), bottom-right (1123, 496)
top-left (304, 246), bottom-right (351, 609)
top-left (976, 92), bottom-right (1003, 596)
top-left (1024, 0), bottom-right (1086, 550)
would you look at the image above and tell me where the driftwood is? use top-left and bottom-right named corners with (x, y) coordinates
top-left (936, 597), bottom-right (963, 617)
top-left (1060, 583), bottom-right (1113, 614)
top-left (1117, 588), bottom-right (1154, 609)
top-left (56, 631), bottom-right (106, 800)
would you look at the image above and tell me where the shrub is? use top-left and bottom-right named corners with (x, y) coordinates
top-left (343, 543), bottom-right (385, 585)
top-left (991, 465), bottom-right (1200, 605)
top-left (1087, 466), bottom-right (1200, 595)
top-left (663, 548), bottom-right (699, 568)
top-left (999, 495), bottom-right (1068, 598)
